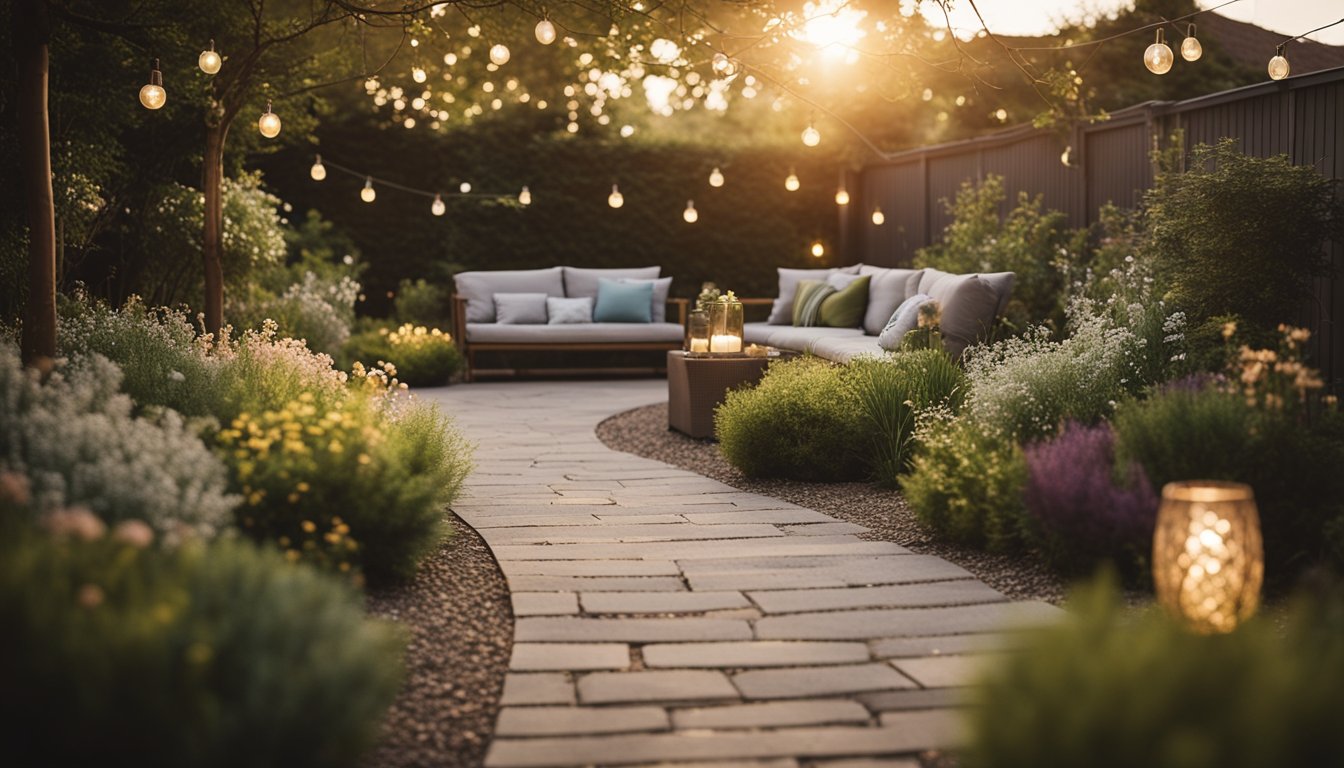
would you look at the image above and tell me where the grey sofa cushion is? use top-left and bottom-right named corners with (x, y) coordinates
top-left (767, 265), bottom-right (862, 324)
top-left (878, 292), bottom-right (931, 351)
top-left (620, 276), bottom-right (673, 323)
top-left (546, 296), bottom-right (593, 324)
top-left (743, 322), bottom-right (777, 346)
top-left (859, 266), bottom-right (924, 336)
top-left (493, 292), bottom-right (549, 324)
top-left (455, 267), bottom-right (564, 323)
top-left (921, 271), bottom-right (1003, 359)
top-left (563, 266), bottom-right (661, 299)
top-left (810, 335), bottom-right (886, 363)
top-left (466, 322), bottom-right (685, 344)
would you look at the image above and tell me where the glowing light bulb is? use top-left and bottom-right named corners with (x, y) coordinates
top-left (431, 194), bottom-right (446, 216)
top-left (490, 44), bottom-right (511, 66)
top-left (535, 19), bottom-right (557, 45)
top-left (198, 41), bottom-right (221, 75)
top-left (708, 167), bottom-right (724, 188)
top-left (712, 52), bottom-right (730, 74)
top-left (258, 101), bottom-right (281, 138)
top-left (683, 200), bottom-right (698, 223)
top-left (1181, 24), bottom-right (1202, 62)
top-left (1268, 45), bottom-right (1290, 80)
top-left (871, 206), bottom-right (885, 226)
top-left (412, 66), bottom-right (427, 83)
top-left (1061, 145), bottom-right (1073, 167)
top-left (620, 124), bottom-right (635, 138)
top-left (608, 184), bottom-right (624, 208)
top-left (1144, 29), bottom-right (1173, 75)
top-left (516, 186), bottom-right (531, 205)
top-left (459, 181), bottom-right (472, 194)
top-left (784, 171), bottom-right (800, 192)
top-left (360, 178), bottom-right (376, 203)
top-left (310, 155), bottom-right (326, 181)
top-left (801, 123), bottom-right (820, 147)
top-left (139, 59), bottom-right (166, 110)
top-left (811, 241), bottom-right (825, 258)
top-left (835, 187), bottom-right (850, 206)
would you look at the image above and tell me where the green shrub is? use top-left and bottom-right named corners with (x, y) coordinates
top-left (0, 513), bottom-right (403, 767)
top-left (394, 278), bottom-right (451, 328)
top-left (231, 272), bottom-right (359, 359)
top-left (850, 350), bottom-right (967, 484)
top-left (966, 572), bottom-right (1344, 768)
top-left (900, 414), bottom-right (1029, 550)
top-left (340, 326), bottom-right (394, 372)
top-left (716, 356), bottom-right (867, 481)
top-left (1113, 382), bottom-right (1252, 491)
top-left (381, 323), bottom-right (464, 387)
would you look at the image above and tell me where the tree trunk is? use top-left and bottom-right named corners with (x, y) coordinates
top-left (14, 0), bottom-right (56, 365)
top-left (202, 120), bottom-right (227, 336)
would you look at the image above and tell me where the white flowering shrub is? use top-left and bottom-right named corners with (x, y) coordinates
top-left (0, 342), bottom-right (236, 541)
top-left (232, 271), bottom-right (360, 358)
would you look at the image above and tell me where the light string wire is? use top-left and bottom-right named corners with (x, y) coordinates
top-left (317, 155), bottom-right (523, 200)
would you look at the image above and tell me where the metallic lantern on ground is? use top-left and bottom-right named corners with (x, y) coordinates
top-left (686, 309), bottom-right (711, 356)
top-left (707, 292), bottom-right (744, 354)
top-left (1152, 481), bottom-right (1264, 634)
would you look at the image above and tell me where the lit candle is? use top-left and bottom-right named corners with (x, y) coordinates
top-left (689, 338), bottom-right (709, 353)
top-left (710, 334), bottom-right (742, 353)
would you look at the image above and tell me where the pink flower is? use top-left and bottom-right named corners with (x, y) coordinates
top-left (42, 506), bottom-right (107, 541)
top-left (112, 519), bottom-right (155, 549)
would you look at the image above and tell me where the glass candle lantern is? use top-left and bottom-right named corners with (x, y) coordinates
top-left (686, 309), bottom-right (711, 356)
top-left (708, 291), bottom-right (744, 355)
top-left (1152, 481), bottom-right (1264, 634)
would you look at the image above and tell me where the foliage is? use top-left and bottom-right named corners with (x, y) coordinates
top-left (915, 175), bottom-right (1084, 331)
top-left (383, 324), bottom-right (463, 387)
top-left (0, 341), bottom-right (234, 541)
top-left (715, 356), bottom-right (867, 481)
top-left (1112, 382), bottom-right (1252, 493)
top-left (233, 271), bottom-right (361, 358)
top-left (900, 413), bottom-right (1028, 551)
top-left (394, 279), bottom-right (451, 328)
top-left (1142, 139), bottom-right (1341, 334)
top-left (966, 571), bottom-right (1344, 768)
top-left (849, 350), bottom-right (966, 484)
top-left (0, 498), bottom-right (403, 767)
top-left (1023, 422), bottom-right (1158, 575)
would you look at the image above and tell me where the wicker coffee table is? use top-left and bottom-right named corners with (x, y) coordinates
top-left (666, 350), bottom-right (772, 439)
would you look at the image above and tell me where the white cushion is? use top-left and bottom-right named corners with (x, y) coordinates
top-left (563, 266), bottom-right (660, 299)
top-left (860, 266), bottom-right (924, 336)
top-left (493, 292), bottom-right (549, 324)
top-left (455, 267), bottom-right (564, 323)
top-left (547, 296), bottom-right (594, 324)
top-left (878, 293), bottom-right (931, 351)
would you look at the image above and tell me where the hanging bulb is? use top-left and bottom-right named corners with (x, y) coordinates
top-left (1144, 28), bottom-right (1173, 75)
top-left (1181, 23), bottom-right (1202, 62)
top-left (519, 186), bottom-right (532, 206)
top-left (871, 206), bottom-right (885, 226)
top-left (412, 66), bottom-right (427, 83)
top-left (1268, 44), bottom-right (1290, 80)
top-left (608, 184), bottom-right (624, 208)
top-left (490, 44), bottom-right (511, 66)
top-left (708, 167), bottom-right (725, 188)
top-left (459, 181), bottom-right (472, 194)
top-left (784, 170), bottom-right (800, 192)
top-left (139, 58), bottom-right (166, 110)
top-left (712, 52), bottom-right (731, 74)
top-left (801, 123), bottom-right (821, 147)
top-left (360, 178), bottom-right (376, 203)
top-left (835, 187), bottom-right (850, 206)
top-left (811, 241), bottom-right (825, 258)
top-left (683, 200), bottom-right (698, 223)
top-left (535, 19), bottom-right (557, 45)
top-left (431, 194), bottom-right (446, 216)
top-left (198, 40), bottom-right (222, 75)
top-left (309, 155), bottom-right (326, 181)
top-left (1060, 145), bottom-right (1073, 167)
top-left (258, 100), bottom-right (281, 138)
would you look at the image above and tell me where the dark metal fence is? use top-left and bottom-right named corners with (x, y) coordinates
top-left (846, 65), bottom-right (1344, 388)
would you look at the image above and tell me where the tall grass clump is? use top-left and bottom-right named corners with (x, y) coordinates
top-left (850, 350), bottom-right (966, 484)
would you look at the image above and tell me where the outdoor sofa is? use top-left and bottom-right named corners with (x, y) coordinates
top-left (742, 265), bottom-right (1015, 362)
top-left (452, 265), bottom-right (688, 380)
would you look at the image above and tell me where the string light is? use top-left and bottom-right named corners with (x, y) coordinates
top-left (708, 167), bottom-right (725, 188)
top-left (1061, 145), bottom-right (1073, 167)
top-left (802, 122), bottom-right (821, 147)
top-left (608, 184), bottom-right (624, 208)
top-left (1268, 44), bottom-right (1290, 80)
top-left (431, 194), bottom-right (446, 216)
top-left (459, 182), bottom-right (472, 193)
top-left (489, 44), bottom-right (511, 66)
top-left (360, 178), bottom-right (376, 203)
top-left (198, 40), bottom-right (221, 75)
top-left (1181, 23), bottom-right (1203, 61)
top-left (258, 101), bottom-right (281, 138)
top-left (519, 186), bottom-right (532, 205)
top-left (683, 200), bottom-right (698, 223)
top-left (835, 186), bottom-right (850, 206)
top-left (871, 206), bottom-right (885, 226)
top-left (784, 170), bottom-right (800, 192)
top-left (310, 155), bottom-right (326, 181)
top-left (535, 19), bottom-right (557, 45)
top-left (1144, 28), bottom-right (1174, 75)
top-left (139, 58), bottom-right (166, 110)
top-left (412, 66), bottom-right (427, 83)
top-left (810, 241), bottom-right (825, 258)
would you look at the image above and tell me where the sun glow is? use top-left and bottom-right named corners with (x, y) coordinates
top-left (791, 0), bottom-right (868, 60)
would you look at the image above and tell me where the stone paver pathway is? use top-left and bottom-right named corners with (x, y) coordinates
top-left (423, 380), bottom-right (1060, 768)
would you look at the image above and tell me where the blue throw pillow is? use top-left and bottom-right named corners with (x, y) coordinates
top-left (593, 278), bottom-right (654, 323)
top-left (878, 292), bottom-right (931, 350)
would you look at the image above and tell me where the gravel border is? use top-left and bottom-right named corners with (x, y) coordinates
top-left (597, 402), bottom-right (1066, 605)
top-left (364, 512), bottom-right (512, 768)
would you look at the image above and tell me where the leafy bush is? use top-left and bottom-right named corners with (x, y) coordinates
top-left (1143, 139), bottom-right (1341, 333)
top-left (966, 572), bottom-right (1344, 768)
top-left (394, 278), bottom-right (451, 328)
top-left (901, 413), bottom-right (1028, 550)
top-left (383, 324), bottom-right (463, 387)
top-left (1112, 384), bottom-right (1252, 492)
top-left (716, 356), bottom-right (867, 481)
top-left (850, 350), bottom-right (966, 484)
top-left (1023, 421), bottom-right (1157, 575)
top-left (0, 503), bottom-right (403, 767)
top-left (232, 271), bottom-right (360, 358)
top-left (0, 342), bottom-right (234, 541)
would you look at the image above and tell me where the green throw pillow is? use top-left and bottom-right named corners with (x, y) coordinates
top-left (819, 275), bottom-right (870, 328)
top-left (792, 280), bottom-right (837, 327)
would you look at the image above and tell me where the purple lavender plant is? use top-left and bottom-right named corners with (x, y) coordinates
top-left (1023, 421), bottom-right (1159, 574)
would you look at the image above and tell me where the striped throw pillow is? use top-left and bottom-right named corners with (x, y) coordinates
top-left (792, 279), bottom-right (837, 327)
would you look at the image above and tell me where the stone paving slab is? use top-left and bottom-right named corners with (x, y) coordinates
top-left (579, 670), bottom-right (741, 704)
top-left (482, 522), bottom-right (787, 545)
top-left (670, 700), bottom-right (872, 730)
top-left (512, 592), bottom-right (580, 616)
top-left (643, 642), bottom-right (870, 669)
top-left (516, 617), bottom-right (755, 643)
top-left (500, 673), bottom-right (575, 706)
top-left (510, 643), bottom-right (631, 671)
top-left (581, 592), bottom-right (752, 615)
top-left (755, 602), bottom-right (1061, 641)
top-left (868, 634), bottom-right (1012, 659)
top-left (747, 580), bottom-right (1007, 615)
top-left (732, 664), bottom-right (918, 700)
top-left (507, 576), bottom-right (688, 593)
top-left (890, 654), bottom-right (1002, 689)
top-left (502, 560), bottom-right (684, 577)
top-left (495, 706), bottom-right (671, 737)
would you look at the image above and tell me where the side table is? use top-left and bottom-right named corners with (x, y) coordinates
top-left (667, 350), bottom-right (771, 439)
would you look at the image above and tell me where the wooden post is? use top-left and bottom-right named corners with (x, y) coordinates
top-left (13, 0), bottom-right (57, 364)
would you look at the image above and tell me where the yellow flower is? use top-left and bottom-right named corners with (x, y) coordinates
top-left (357, 453), bottom-right (372, 465)
top-left (301, 520), bottom-right (317, 533)
top-left (296, 482), bottom-right (311, 493)
top-left (1221, 321), bottom-right (1237, 340)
